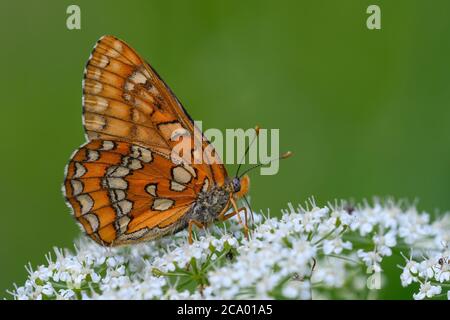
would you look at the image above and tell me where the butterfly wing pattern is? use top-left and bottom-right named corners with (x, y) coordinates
top-left (64, 35), bottom-right (234, 246)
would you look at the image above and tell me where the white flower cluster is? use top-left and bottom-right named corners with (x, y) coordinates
top-left (399, 215), bottom-right (450, 300)
top-left (9, 199), bottom-right (450, 300)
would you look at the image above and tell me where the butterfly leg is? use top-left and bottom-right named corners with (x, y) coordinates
top-left (231, 197), bottom-right (249, 239)
top-left (188, 219), bottom-right (205, 244)
top-left (218, 198), bottom-right (249, 239)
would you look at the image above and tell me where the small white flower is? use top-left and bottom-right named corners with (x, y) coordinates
top-left (350, 206), bottom-right (378, 236)
top-left (57, 289), bottom-right (75, 300)
top-left (373, 231), bottom-right (397, 256)
top-left (322, 238), bottom-right (352, 255)
top-left (90, 272), bottom-right (101, 283)
top-left (413, 281), bottom-right (442, 300)
top-left (106, 257), bottom-right (118, 268)
top-left (41, 284), bottom-right (54, 297)
top-left (418, 258), bottom-right (437, 279)
top-left (358, 250), bottom-right (382, 273)
top-left (332, 209), bottom-right (355, 227)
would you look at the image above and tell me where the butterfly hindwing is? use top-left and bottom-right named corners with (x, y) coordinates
top-left (64, 140), bottom-right (211, 245)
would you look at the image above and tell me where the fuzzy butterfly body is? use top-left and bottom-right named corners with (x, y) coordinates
top-left (64, 35), bottom-right (248, 246)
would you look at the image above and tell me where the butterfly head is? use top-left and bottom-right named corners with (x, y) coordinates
top-left (231, 175), bottom-right (250, 198)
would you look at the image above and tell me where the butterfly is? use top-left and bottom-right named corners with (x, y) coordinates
top-left (64, 35), bottom-right (290, 246)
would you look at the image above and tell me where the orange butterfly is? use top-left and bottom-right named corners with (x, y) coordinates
top-left (64, 35), bottom-right (289, 246)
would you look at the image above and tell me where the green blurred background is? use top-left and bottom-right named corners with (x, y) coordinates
top-left (1, 0), bottom-right (449, 299)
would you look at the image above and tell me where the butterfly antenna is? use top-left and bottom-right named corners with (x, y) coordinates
top-left (235, 125), bottom-right (260, 177)
top-left (239, 151), bottom-right (293, 178)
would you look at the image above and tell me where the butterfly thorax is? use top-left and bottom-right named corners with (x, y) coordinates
top-left (186, 185), bottom-right (230, 226)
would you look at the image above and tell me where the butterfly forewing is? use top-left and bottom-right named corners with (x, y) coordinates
top-left (82, 35), bottom-right (227, 184)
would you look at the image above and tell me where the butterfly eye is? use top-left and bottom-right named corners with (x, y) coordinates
top-left (232, 177), bottom-right (241, 193)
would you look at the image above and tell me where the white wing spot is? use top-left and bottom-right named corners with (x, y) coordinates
top-left (103, 177), bottom-right (128, 190)
top-left (76, 194), bottom-right (94, 215)
top-left (74, 162), bottom-right (87, 178)
top-left (85, 80), bottom-right (103, 94)
top-left (88, 67), bottom-right (102, 80)
top-left (129, 71), bottom-right (147, 84)
top-left (87, 150), bottom-right (100, 162)
top-left (71, 180), bottom-right (84, 196)
top-left (201, 178), bottom-right (210, 192)
top-left (139, 149), bottom-right (153, 163)
top-left (152, 198), bottom-right (174, 211)
top-left (83, 213), bottom-right (99, 232)
top-left (171, 181), bottom-right (186, 192)
top-left (93, 81), bottom-right (103, 94)
top-left (122, 156), bottom-right (142, 170)
top-left (84, 95), bottom-right (109, 113)
top-left (145, 184), bottom-right (157, 197)
top-left (115, 215), bottom-right (130, 234)
top-left (106, 166), bottom-right (130, 177)
top-left (96, 55), bottom-right (109, 68)
top-left (101, 141), bottom-right (115, 151)
top-left (150, 86), bottom-right (160, 96)
top-left (124, 81), bottom-right (135, 91)
top-left (85, 114), bottom-right (106, 131)
top-left (113, 200), bottom-right (133, 216)
top-left (172, 166), bottom-right (192, 184)
top-left (131, 146), bottom-right (152, 163)
top-left (110, 189), bottom-right (126, 202)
